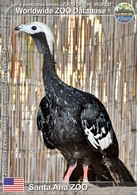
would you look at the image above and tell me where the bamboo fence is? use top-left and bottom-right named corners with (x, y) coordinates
top-left (0, 0), bottom-right (137, 183)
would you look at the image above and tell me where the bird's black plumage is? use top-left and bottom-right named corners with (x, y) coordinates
top-left (37, 96), bottom-right (56, 149)
top-left (15, 22), bottom-right (136, 186)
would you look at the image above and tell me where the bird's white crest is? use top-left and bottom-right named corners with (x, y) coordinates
top-left (17, 22), bottom-right (54, 55)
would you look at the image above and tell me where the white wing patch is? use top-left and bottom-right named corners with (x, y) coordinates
top-left (98, 131), bottom-right (112, 150)
top-left (84, 124), bottom-right (112, 151)
top-left (84, 128), bottom-right (99, 149)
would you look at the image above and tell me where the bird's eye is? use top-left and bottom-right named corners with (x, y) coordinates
top-left (31, 26), bottom-right (37, 30)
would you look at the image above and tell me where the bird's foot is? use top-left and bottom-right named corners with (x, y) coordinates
top-left (83, 180), bottom-right (98, 188)
top-left (62, 177), bottom-right (71, 186)
top-left (62, 177), bottom-right (70, 184)
top-left (62, 180), bottom-right (70, 186)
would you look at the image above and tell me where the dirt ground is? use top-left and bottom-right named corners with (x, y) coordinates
top-left (0, 186), bottom-right (137, 195)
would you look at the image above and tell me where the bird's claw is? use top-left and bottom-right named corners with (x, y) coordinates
top-left (83, 181), bottom-right (98, 188)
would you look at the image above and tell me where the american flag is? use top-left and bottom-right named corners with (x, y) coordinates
top-left (3, 177), bottom-right (24, 192)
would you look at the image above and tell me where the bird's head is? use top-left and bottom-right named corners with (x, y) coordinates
top-left (15, 22), bottom-right (54, 56)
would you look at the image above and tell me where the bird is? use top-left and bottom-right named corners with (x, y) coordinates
top-left (15, 22), bottom-right (136, 186)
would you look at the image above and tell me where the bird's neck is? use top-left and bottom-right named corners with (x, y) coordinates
top-left (42, 54), bottom-right (63, 97)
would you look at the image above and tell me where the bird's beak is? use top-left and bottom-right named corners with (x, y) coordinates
top-left (15, 26), bottom-right (20, 31)
top-left (15, 24), bottom-right (27, 32)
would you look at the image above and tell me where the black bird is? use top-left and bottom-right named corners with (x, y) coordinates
top-left (15, 22), bottom-right (136, 186)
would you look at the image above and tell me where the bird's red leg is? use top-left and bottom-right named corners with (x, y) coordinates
top-left (63, 164), bottom-right (77, 182)
top-left (83, 165), bottom-right (98, 187)
top-left (83, 165), bottom-right (89, 182)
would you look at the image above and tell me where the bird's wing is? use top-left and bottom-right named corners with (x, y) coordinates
top-left (37, 96), bottom-right (56, 149)
top-left (80, 103), bottom-right (118, 155)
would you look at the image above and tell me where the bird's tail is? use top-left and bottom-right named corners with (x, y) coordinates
top-left (102, 156), bottom-right (136, 186)
top-left (64, 157), bottom-right (136, 187)
top-left (65, 158), bottom-right (115, 187)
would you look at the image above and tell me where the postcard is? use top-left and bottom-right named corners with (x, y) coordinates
top-left (0, 0), bottom-right (137, 194)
